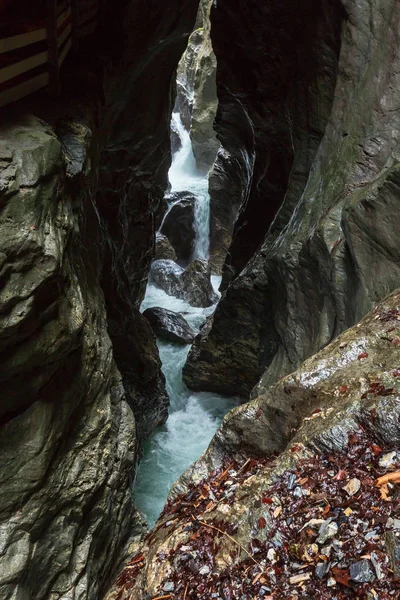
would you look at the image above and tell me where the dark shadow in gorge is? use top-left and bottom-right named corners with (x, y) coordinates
top-left (209, 0), bottom-right (346, 286)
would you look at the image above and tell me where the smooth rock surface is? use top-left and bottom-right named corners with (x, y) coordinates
top-left (160, 194), bottom-right (196, 261)
top-left (184, 0), bottom-right (400, 398)
top-left (143, 307), bottom-right (196, 344)
top-left (155, 233), bottom-right (177, 261)
top-left (151, 259), bottom-right (217, 308)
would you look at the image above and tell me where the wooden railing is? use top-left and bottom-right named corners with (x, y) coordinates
top-left (0, 0), bottom-right (99, 108)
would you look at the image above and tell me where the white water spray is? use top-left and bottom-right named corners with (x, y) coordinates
top-left (167, 112), bottom-right (210, 260)
top-left (134, 106), bottom-right (234, 528)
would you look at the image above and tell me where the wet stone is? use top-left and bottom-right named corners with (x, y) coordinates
top-left (316, 520), bottom-right (338, 544)
top-left (315, 561), bottom-right (330, 579)
top-left (349, 559), bottom-right (376, 583)
top-left (378, 451), bottom-right (397, 468)
top-left (163, 581), bottom-right (175, 592)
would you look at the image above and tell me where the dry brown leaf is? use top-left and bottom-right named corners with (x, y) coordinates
top-left (376, 471), bottom-right (400, 487)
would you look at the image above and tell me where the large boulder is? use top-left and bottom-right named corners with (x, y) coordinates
top-left (182, 259), bottom-right (218, 307)
top-left (143, 307), bottom-right (196, 344)
top-left (160, 194), bottom-right (196, 261)
top-left (155, 233), bottom-right (177, 261)
top-left (105, 289), bottom-right (400, 600)
top-left (150, 259), bottom-right (218, 308)
top-left (150, 259), bottom-right (185, 297)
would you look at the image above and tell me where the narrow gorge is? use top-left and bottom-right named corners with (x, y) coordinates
top-left (0, 1), bottom-right (399, 599)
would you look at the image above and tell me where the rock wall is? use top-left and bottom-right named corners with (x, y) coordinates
top-left (189, 0), bottom-right (220, 173)
top-left (0, 0), bottom-right (199, 598)
top-left (174, 0), bottom-right (219, 173)
top-left (184, 0), bottom-right (400, 398)
top-left (208, 0), bottom-right (344, 279)
top-left (106, 289), bottom-right (400, 599)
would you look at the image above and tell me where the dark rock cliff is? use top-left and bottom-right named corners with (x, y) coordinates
top-left (0, 1), bottom-right (199, 598)
top-left (185, 0), bottom-right (400, 398)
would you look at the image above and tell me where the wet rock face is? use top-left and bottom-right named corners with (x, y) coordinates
top-left (151, 259), bottom-right (218, 308)
top-left (155, 233), bottom-right (177, 261)
top-left (0, 0), bottom-right (200, 597)
top-left (209, 0), bottom-right (344, 282)
top-left (106, 290), bottom-right (400, 600)
top-left (209, 148), bottom-right (244, 275)
top-left (185, 0), bottom-right (400, 397)
top-left (189, 0), bottom-right (220, 172)
top-left (0, 116), bottom-right (138, 600)
top-left (143, 307), bottom-right (196, 344)
top-left (174, 0), bottom-right (219, 173)
top-left (160, 194), bottom-right (196, 261)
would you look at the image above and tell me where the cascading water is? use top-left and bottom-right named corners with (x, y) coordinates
top-left (134, 107), bottom-right (236, 528)
top-left (168, 112), bottom-right (210, 260)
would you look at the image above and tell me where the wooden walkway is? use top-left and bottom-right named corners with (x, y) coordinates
top-left (0, 0), bottom-right (99, 108)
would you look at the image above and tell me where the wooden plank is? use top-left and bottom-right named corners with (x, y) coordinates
top-left (58, 37), bottom-right (72, 66)
top-left (47, 0), bottom-right (60, 95)
top-left (0, 29), bottom-right (47, 55)
top-left (57, 6), bottom-right (72, 28)
top-left (0, 51), bottom-right (48, 84)
top-left (58, 22), bottom-right (72, 47)
top-left (57, 0), bottom-right (67, 16)
top-left (0, 72), bottom-right (49, 108)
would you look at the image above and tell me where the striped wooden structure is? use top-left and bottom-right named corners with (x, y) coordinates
top-left (0, 0), bottom-right (99, 108)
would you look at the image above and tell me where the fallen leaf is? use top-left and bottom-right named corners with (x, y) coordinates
top-left (376, 471), bottom-right (400, 487)
top-left (332, 567), bottom-right (351, 587)
top-left (258, 517), bottom-right (267, 529)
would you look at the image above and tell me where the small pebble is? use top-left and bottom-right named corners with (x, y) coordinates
top-left (350, 559), bottom-right (376, 583)
top-left (379, 451), bottom-right (397, 468)
top-left (317, 521), bottom-right (338, 544)
top-left (163, 582), bottom-right (175, 592)
top-left (343, 477), bottom-right (361, 496)
top-left (315, 561), bottom-right (330, 579)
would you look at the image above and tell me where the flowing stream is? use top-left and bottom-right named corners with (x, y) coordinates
top-left (134, 112), bottom-right (236, 527)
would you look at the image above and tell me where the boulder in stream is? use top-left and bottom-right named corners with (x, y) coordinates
top-left (150, 260), bottom-right (184, 297)
top-left (182, 259), bottom-right (218, 307)
top-left (160, 193), bottom-right (196, 261)
top-left (150, 259), bottom-right (217, 308)
top-left (155, 233), bottom-right (177, 261)
top-left (143, 307), bottom-right (196, 344)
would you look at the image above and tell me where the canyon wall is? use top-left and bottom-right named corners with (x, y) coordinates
top-left (0, 1), bottom-right (199, 598)
top-left (185, 0), bottom-right (400, 398)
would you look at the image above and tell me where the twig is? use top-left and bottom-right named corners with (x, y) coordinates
top-left (183, 583), bottom-right (189, 599)
top-left (151, 595), bottom-right (172, 600)
top-left (193, 516), bottom-right (264, 570)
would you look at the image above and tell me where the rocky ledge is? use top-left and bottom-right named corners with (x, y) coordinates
top-left (105, 289), bottom-right (400, 599)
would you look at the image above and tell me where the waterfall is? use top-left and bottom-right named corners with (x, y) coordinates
top-left (133, 98), bottom-right (235, 528)
top-left (167, 112), bottom-right (210, 260)
top-left (168, 113), bottom-right (197, 189)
